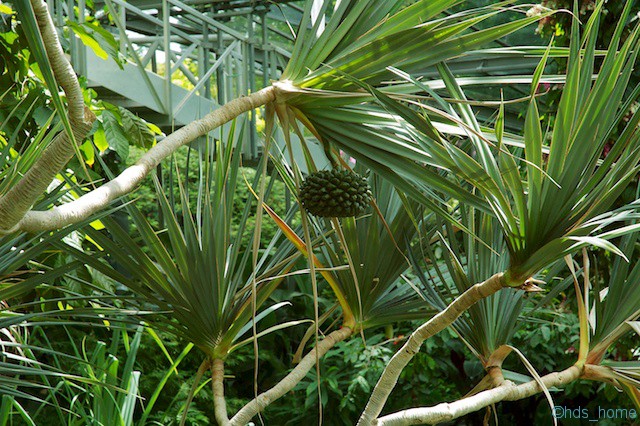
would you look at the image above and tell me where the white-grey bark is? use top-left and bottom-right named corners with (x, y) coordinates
top-left (375, 366), bottom-right (582, 425)
top-left (11, 86), bottom-right (277, 233)
top-left (229, 327), bottom-right (353, 425)
top-left (0, 0), bottom-right (279, 234)
top-left (30, 0), bottom-right (84, 119)
top-left (212, 358), bottom-right (230, 426)
top-left (0, 0), bottom-right (96, 232)
top-left (357, 273), bottom-right (508, 426)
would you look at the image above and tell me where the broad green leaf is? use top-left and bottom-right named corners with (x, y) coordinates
top-left (79, 140), bottom-right (94, 166)
top-left (93, 125), bottom-right (109, 153)
top-left (67, 20), bottom-right (122, 68)
top-left (0, 3), bottom-right (14, 14)
top-left (101, 110), bottom-right (129, 161)
top-left (68, 21), bottom-right (108, 60)
top-left (119, 107), bottom-right (155, 149)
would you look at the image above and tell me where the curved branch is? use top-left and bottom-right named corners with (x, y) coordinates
top-left (13, 86), bottom-right (277, 233)
top-left (30, 0), bottom-right (84, 119)
top-left (357, 273), bottom-right (508, 426)
top-left (375, 365), bottom-right (582, 425)
top-left (0, 0), bottom-right (95, 231)
top-left (229, 326), bottom-right (353, 425)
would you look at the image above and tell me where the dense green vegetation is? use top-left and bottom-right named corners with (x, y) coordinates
top-left (1, 1), bottom-right (640, 425)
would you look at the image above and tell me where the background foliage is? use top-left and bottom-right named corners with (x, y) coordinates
top-left (1, 1), bottom-right (640, 425)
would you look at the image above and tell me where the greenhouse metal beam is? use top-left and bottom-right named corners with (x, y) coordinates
top-left (56, 0), bottom-right (304, 159)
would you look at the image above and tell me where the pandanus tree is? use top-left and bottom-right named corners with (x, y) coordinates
top-left (74, 127), bottom-right (306, 425)
top-left (1, 0), bottom-right (640, 424)
top-left (355, 3), bottom-right (640, 423)
top-left (0, 0), bottom-right (548, 234)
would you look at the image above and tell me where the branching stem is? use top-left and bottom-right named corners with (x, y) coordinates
top-left (357, 273), bottom-right (508, 426)
top-left (229, 327), bottom-right (353, 425)
top-left (375, 365), bottom-right (582, 425)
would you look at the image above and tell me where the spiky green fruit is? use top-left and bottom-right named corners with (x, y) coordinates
top-left (299, 169), bottom-right (372, 218)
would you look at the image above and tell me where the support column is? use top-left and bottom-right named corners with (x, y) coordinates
top-left (162, 0), bottom-right (172, 123)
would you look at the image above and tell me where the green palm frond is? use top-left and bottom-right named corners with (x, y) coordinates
top-left (311, 175), bottom-right (435, 330)
top-left (506, 2), bottom-right (640, 278)
top-left (0, 303), bottom-right (152, 424)
top-left (0, 93), bottom-right (61, 195)
top-left (588, 228), bottom-right (640, 362)
top-left (271, 1), bottom-right (550, 224)
top-left (410, 207), bottom-right (524, 362)
top-left (285, 1), bottom-right (544, 90)
top-left (266, 159), bottom-right (435, 329)
top-left (75, 124), bottom-right (300, 358)
top-left (317, 2), bottom-right (640, 285)
top-left (592, 358), bottom-right (640, 411)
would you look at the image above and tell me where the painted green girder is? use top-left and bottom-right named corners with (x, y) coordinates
top-left (53, 0), bottom-right (302, 159)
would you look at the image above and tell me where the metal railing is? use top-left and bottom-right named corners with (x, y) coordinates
top-left (50, 0), bottom-right (296, 159)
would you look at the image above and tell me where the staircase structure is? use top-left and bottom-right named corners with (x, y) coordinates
top-left (48, 0), bottom-right (305, 160)
top-left (46, 0), bottom-right (545, 162)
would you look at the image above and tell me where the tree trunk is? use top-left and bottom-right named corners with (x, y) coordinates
top-left (229, 326), bottom-right (353, 425)
top-left (357, 273), bottom-right (508, 426)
